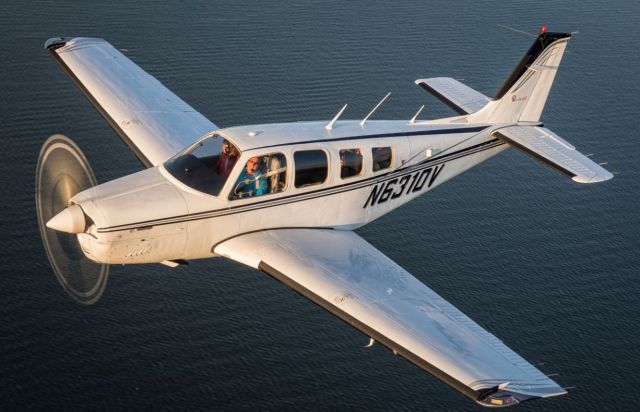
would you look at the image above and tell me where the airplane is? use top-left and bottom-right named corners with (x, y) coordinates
top-left (36, 26), bottom-right (612, 408)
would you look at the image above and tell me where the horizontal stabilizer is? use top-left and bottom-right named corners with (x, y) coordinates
top-left (415, 77), bottom-right (491, 115)
top-left (493, 126), bottom-right (613, 183)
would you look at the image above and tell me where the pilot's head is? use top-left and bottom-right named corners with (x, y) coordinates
top-left (222, 139), bottom-right (231, 155)
top-left (246, 156), bottom-right (262, 175)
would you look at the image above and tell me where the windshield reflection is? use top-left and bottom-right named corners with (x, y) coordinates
top-left (164, 134), bottom-right (240, 196)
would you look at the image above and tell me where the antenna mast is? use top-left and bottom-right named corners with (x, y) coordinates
top-left (326, 104), bottom-right (348, 130)
top-left (409, 105), bottom-right (425, 124)
top-left (360, 92), bottom-right (391, 127)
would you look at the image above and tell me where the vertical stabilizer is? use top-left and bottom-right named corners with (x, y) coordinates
top-left (472, 29), bottom-right (572, 123)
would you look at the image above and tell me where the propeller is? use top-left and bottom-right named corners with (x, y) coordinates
top-left (35, 134), bottom-right (108, 305)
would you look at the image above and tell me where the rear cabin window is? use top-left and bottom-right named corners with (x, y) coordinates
top-left (229, 153), bottom-right (287, 200)
top-left (340, 149), bottom-right (363, 179)
top-left (294, 150), bottom-right (328, 188)
top-left (372, 147), bottom-right (392, 171)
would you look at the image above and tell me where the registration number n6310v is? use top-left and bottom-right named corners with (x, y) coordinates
top-left (363, 164), bottom-right (445, 208)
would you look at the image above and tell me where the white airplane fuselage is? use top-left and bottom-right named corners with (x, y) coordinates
top-left (70, 119), bottom-right (508, 265)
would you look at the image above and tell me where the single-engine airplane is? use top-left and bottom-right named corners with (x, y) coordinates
top-left (37, 27), bottom-right (612, 408)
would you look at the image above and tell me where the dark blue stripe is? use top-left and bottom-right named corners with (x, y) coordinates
top-left (251, 126), bottom-right (488, 151)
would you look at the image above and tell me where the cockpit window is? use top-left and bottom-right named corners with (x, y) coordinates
top-left (164, 134), bottom-right (240, 196)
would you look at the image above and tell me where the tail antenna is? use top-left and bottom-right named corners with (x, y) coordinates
top-left (496, 24), bottom-right (538, 38)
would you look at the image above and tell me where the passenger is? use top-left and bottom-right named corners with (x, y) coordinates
top-left (372, 147), bottom-right (391, 171)
top-left (234, 156), bottom-right (268, 198)
top-left (217, 139), bottom-right (239, 179)
top-left (340, 149), bottom-right (362, 178)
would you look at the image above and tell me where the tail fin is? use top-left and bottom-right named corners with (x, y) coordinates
top-left (474, 29), bottom-right (572, 123)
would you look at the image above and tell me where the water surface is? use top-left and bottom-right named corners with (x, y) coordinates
top-left (1, 1), bottom-right (639, 410)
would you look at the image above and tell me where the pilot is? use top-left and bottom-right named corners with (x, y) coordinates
top-left (217, 139), bottom-right (239, 179)
top-left (234, 156), bottom-right (268, 198)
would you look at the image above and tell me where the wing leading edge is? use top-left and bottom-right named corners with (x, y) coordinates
top-left (214, 229), bottom-right (566, 407)
top-left (45, 37), bottom-right (217, 167)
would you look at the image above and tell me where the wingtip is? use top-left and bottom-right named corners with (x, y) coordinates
top-left (476, 381), bottom-right (567, 408)
top-left (572, 170), bottom-right (614, 184)
top-left (44, 37), bottom-right (68, 51)
top-left (44, 37), bottom-right (107, 52)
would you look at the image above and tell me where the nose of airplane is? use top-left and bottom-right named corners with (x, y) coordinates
top-left (46, 204), bottom-right (87, 234)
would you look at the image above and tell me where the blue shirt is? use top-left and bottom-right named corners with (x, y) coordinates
top-left (234, 166), bottom-right (268, 198)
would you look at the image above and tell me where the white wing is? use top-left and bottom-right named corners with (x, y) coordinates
top-left (45, 37), bottom-right (217, 167)
top-left (214, 229), bottom-right (566, 407)
top-left (415, 77), bottom-right (491, 115)
top-left (494, 125), bottom-right (613, 183)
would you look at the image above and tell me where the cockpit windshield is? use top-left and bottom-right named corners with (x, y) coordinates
top-left (164, 134), bottom-right (240, 196)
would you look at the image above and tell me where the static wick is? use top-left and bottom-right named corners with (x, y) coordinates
top-left (361, 92), bottom-right (391, 127)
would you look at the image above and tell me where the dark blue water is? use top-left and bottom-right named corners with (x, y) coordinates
top-left (2, 1), bottom-right (639, 410)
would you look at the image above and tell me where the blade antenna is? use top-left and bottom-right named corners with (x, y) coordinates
top-left (326, 104), bottom-right (348, 130)
top-left (409, 105), bottom-right (425, 124)
top-left (361, 92), bottom-right (391, 127)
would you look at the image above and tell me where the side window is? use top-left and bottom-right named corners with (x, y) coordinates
top-left (229, 153), bottom-right (287, 200)
top-left (294, 150), bottom-right (328, 188)
top-left (372, 146), bottom-right (392, 172)
top-left (340, 149), bottom-right (363, 179)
